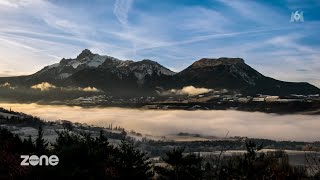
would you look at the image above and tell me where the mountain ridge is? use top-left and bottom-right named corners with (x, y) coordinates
top-left (0, 49), bottom-right (319, 96)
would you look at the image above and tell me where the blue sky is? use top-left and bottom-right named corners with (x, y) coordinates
top-left (0, 0), bottom-right (319, 87)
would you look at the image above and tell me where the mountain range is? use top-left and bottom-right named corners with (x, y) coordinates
top-left (0, 49), bottom-right (319, 96)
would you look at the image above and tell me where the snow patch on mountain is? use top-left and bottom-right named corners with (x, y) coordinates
top-left (71, 61), bottom-right (82, 68)
top-left (67, 55), bottom-right (108, 68)
top-left (87, 55), bottom-right (108, 67)
top-left (129, 61), bottom-right (176, 82)
top-left (58, 73), bottom-right (71, 79)
top-left (229, 65), bottom-right (258, 86)
top-left (48, 63), bottom-right (59, 69)
top-left (159, 67), bottom-right (176, 76)
top-left (117, 60), bottom-right (134, 67)
top-left (134, 72), bottom-right (145, 81)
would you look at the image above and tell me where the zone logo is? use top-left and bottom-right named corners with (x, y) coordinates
top-left (20, 155), bottom-right (59, 166)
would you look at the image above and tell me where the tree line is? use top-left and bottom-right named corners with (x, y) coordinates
top-left (1, 126), bottom-right (319, 179)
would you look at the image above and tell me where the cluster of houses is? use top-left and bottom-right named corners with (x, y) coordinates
top-left (69, 92), bottom-right (320, 106)
top-left (229, 94), bottom-right (320, 103)
top-left (70, 95), bottom-right (157, 105)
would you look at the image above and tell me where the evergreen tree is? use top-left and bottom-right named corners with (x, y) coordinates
top-left (155, 147), bottom-right (203, 180)
top-left (35, 125), bottom-right (48, 155)
top-left (113, 140), bottom-right (154, 180)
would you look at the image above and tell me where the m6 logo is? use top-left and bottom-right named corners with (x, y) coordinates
top-left (290, 11), bottom-right (304, 22)
top-left (20, 155), bottom-right (59, 166)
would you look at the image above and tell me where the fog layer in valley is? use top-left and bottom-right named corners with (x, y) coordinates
top-left (1, 103), bottom-right (320, 141)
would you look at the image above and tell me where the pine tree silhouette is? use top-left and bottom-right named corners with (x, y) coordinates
top-left (35, 125), bottom-right (48, 155)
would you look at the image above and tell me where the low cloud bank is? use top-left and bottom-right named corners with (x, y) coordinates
top-left (31, 82), bottom-right (56, 91)
top-left (0, 82), bottom-right (15, 89)
top-left (1, 103), bottom-right (320, 141)
top-left (162, 86), bottom-right (213, 96)
top-left (30, 82), bottom-right (101, 92)
top-left (81, 87), bottom-right (101, 92)
top-left (65, 86), bottom-right (102, 92)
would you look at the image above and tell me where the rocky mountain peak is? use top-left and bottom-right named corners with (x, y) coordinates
top-left (191, 58), bottom-right (245, 68)
top-left (76, 49), bottom-right (94, 60)
top-left (127, 59), bottom-right (176, 81)
top-left (141, 59), bottom-right (157, 63)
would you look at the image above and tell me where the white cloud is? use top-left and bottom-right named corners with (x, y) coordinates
top-left (31, 82), bottom-right (56, 91)
top-left (162, 86), bottom-right (213, 96)
top-left (81, 87), bottom-right (101, 92)
top-left (0, 0), bottom-right (18, 8)
top-left (113, 0), bottom-right (133, 26)
top-left (179, 86), bottom-right (213, 95)
top-left (0, 0), bottom-right (133, 76)
top-left (0, 82), bottom-right (15, 89)
top-left (0, 0), bottom-right (35, 8)
top-left (30, 82), bottom-right (102, 92)
top-left (266, 34), bottom-right (318, 54)
top-left (0, 82), bottom-right (10, 87)
top-left (217, 0), bottom-right (288, 25)
top-left (51, 86), bottom-right (103, 92)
